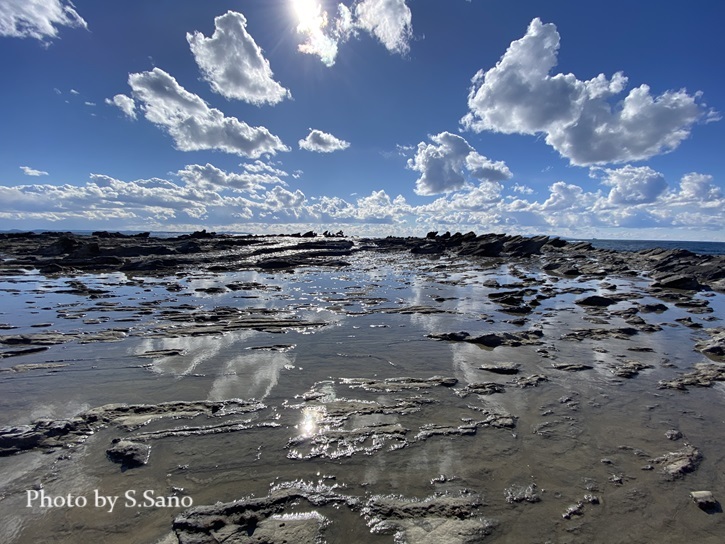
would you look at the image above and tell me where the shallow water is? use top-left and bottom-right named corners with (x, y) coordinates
top-left (1, 250), bottom-right (724, 543)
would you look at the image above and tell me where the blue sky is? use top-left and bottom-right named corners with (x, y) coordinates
top-left (1, 0), bottom-right (723, 240)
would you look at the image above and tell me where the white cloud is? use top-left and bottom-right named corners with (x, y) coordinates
top-left (105, 94), bottom-right (137, 119)
top-left (177, 163), bottom-right (285, 193)
top-left (70, 89), bottom-right (79, 95)
top-left (354, 0), bottom-right (412, 55)
top-left (187, 11), bottom-right (290, 106)
top-left (407, 131), bottom-right (511, 195)
top-left (461, 18), bottom-right (715, 166)
top-left (0, 168), bottom-right (723, 238)
top-left (675, 172), bottom-right (722, 202)
top-left (0, 0), bottom-right (87, 41)
top-left (265, 186), bottom-right (307, 211)
top-left (241, 160), bottom-right (289, 181)
top-left (128, 68), bottom-right (289, 158)
top-left (512, 183), bottom-right (534, 195)
top-left (20, 166), bottom-right (48, 177)
top-left (299, 129), bottom-right (350, 153)
top-left (294, 0), bottom-right (412, 66)
top-left (595, 165), bottom-right (668, 205)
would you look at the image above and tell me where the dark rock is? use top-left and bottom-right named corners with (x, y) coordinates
top-left (652, 274), bottom-right (703, 291)
top-left (411, 242), bottom-right (444, 255)
top-left (503, 235), bottom-right (550, 257)
top-left (176, 241), bottom-right (202, 254)
top-left (552, 363), bottom-right (593, 371)
top-left (640, 303), bottom-right (668, 313)
top-left (576, 295), bottom-right (617, 307)
top-left (106, 439), bottom-right (150, 468)
top-left (690, 491), bottom-right (720, 512)
top-left (39, 236), bottom-right (79, 256)
top-left (547, 237), bottom-right (568, 248)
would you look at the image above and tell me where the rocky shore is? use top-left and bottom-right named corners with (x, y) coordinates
top-left (1, 230), bottom-right (724, 291)
top-left (0, 230), bottom-right (724, 543)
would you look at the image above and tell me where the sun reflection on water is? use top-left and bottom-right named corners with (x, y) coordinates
top-left (298, 406), bottom-right (326, 437)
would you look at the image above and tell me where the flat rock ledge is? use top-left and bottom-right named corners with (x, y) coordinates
top-left (172, 481), bottom-right (491, 544)
top-left (0, 400), bottom-right (263, 457)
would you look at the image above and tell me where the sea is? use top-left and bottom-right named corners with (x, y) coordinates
top-left (580, 238), bottom-right (725, 255)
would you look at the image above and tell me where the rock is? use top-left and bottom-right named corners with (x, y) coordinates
top-left (651, 444), bottom-right (702, 478)
top-left (652, 274), bottom-right (703, 291)
top-left (106, 439), bottom-right (150, 468)
top-left (658, 363), bottom-right (725, 390)
top-left (508, 374), bottom-right (548, 388)
top-left (666, 430), bottom-right (683, 441)
top-left (429, 329), bottom-right (543, 348)
top-left (0, 346), bottom-right (49, 359)
top-left (480, 362), bottom-right (520, 375)
top-left (457, 382), bottom-right (505, 396)
top-left (610, 360), bottom-right (653, 378)
top-left (427, 331), bottom-right (471, 342)
top-left (676, 317), bottom-right (703, 329)
top-left (695, 328), bottom-right (725, 361)
top-left (640, 302), bottom-right (668, 313)
top-left (576, 295), bottom-right (617, 307)
top-left (552, 363), bottom-right (593, 371)
top-left (411, 242), bottom-right (444, 255)
top-left (504, 483), bottom-right (540, 504)
top-left (503, 235), bottom-right (550, 257)
top-left (690, 491), bottom-right (719, 511)
top-left (561, 327), bottom-right (639, 341)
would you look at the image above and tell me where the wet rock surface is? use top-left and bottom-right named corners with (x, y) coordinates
top-left (1, 231), bottom-right (724, 544)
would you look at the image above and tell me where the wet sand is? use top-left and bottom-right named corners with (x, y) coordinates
top-left (1, 232), bottom-right (724, 543)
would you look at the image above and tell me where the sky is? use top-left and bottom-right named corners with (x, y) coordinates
top-left (1, 0), bottom-right (724, 240)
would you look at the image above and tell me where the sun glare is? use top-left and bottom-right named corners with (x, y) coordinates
top-left (292, 0), bottom-right (323, 31)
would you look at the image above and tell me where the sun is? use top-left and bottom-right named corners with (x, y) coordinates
top-left (292, 0), bottom-right (324, 31)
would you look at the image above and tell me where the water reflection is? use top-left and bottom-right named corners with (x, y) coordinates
top-left (133, 331), bottom-right (257, 377)
top-left (133, 331), bottom-right (294, 399)
top-left (298, 406), bottom-right (326, 437)
top-left (208, 350), bottom-right (293, 401)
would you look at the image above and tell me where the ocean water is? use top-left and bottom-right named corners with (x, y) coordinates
top-left (578, 238), bottom-right (725, 255)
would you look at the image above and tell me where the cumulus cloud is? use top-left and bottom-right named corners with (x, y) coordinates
top-left (177, 163), bottom-right (285, 193)
top-left (0, 0), bottom-right (87, 41)
top-left (20, 166), bottom-right (48, 177)
top-left (595, 165), bottom-right (668, 205)
top-left (294, 0), bottom-right (412, 66)
top-left (299, 129), bottom-right (350, 152)
top-left (128, 68), bottom-right (289, 158)
top-left (675, 172), bottom-right (722, 202)
top-left (241, 160), bottom-right (289, 181)
top-left (461, 18), bottom-right (715, 166)
top-left (0, 167), bottom-right (723, 237)
top-left (105, 94), bottom-right (137, 119)
top-left (354, 0), bottom-right (412, 55)
top-left (407, 131), bottom-right (511, 195)
top-left (188, 11), bottom-right (290, 106)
